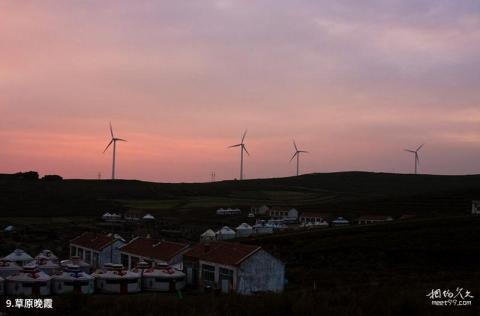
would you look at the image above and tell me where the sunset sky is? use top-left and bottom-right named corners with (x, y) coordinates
top-left (1, 1), bottom-right (479, 182)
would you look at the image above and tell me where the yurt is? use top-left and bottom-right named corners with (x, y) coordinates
top-left (200, 229), bottom-right (216, 241)
top-left (0, 277), bottom-right (4, 295)
top-left (92, 263), bottom-right (141, 294)
top-left (253, 221), bottom-right (274, 235)
top-left (134, 262), bottom-right (186, 292)
top-left (236, 223), bottom-right (253, 238)
top-left (36, 249), bottom-right (58, 262)
top-left (331, 217), bottom-right (350, 226)
top-left (52, 264), bottom-right (95, 294)
top-left (0, 260), bottom-right (22, 278)
top-left (60, 256), bottom-right (91, 273)
top-left (216, 226), bottom-right (236, 240)
top-left (36, 250), bottom-right (60, 275)
top-left (6, 264), bottom-right (51, 296)
top-left (2, 249), bottom-right (33, 266)
top-left (143, 214), bottom-right (155, 221)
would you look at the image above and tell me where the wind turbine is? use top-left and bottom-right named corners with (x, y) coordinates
top-left (228, 130), bottom-right (249, 180)
top-left (103, 122), bottom-right (127, 180)
top-left (404, 144), bottom-right (423, 175)
top-left (290, 140), bottom-right (308, 176)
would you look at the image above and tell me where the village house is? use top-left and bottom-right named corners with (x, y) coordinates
top-left (183, 241), bottom-right (285, 295)
top-left (299, 212), bottom-right (329, 226)
top-left (269, 208), bottom-right (299, 223)
top-left (357, 215), bottom-right (394, 224)
top-left (69, 232), bottom-right (126, 268)
top-left (119, 237), bottom-right (190, 270)
top-left (216, 208), bottom-right (242, 215)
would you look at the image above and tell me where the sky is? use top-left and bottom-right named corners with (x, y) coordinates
top-left (1, 0), bottom-right (479, 182)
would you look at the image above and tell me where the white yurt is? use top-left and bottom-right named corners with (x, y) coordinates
top-left (102, 212), bottom-right (112, 220)
top-left (236, 223), bottom-right (253, 238)
top-left (143, 214), bottom-right (155, 221)
top-left (36, 249), bottom-right (58, 262)
top-left (216, 226), bottom-right (236, 240)
top-left (52, 264), bottom-right (95, 294)
top-left (36, 250), bottom-right (60, 275)
top-left (60, 256), bottom-right (91, 273)
top-left (0, 260), bottom-right (22, 278)
top-left (134, 262), bottom-right (186, 292)
top-left (0, 277), bottom-right (4, 295)
top-left (253, 222), bottom-right (274, 235)
top-left (200, 229), bottom-right (216, 241)
top-left (6, 264), bottom-right (51, 296)
top-left (92, 263), bottom-right (141, 294)
top-left (332, 217), bottom-right (350, 226)
top-left (2, 249), bottom-right (34, 266)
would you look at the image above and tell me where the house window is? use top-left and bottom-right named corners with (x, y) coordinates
top-left (219, 268), bottom-right (234, 282)
top-left (121, 254), bottom-right (129, 268)
top-left (85, 251), bottom-right (92, 264)
top-left (93, 253), bottom-right (99, 266)
top-left (78, 248), bottom-right (84, 259)
top-left (202, 264), bottom-right (215, 282)
top-left (70, 246), bottom-right (76, 256)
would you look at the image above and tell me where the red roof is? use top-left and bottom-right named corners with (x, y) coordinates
top-left (70, 232), bottom-right (118, 251)
top-left (120, 237), bottom-right (189, 262)
top-left (184, 241), bottom-right (261, 266)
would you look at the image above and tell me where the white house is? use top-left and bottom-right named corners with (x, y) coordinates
top-left (184, 241), bottom-right (285, 295)
top-left (119, 237), bottom-right (189, 270)
top-left (69, 232), bottom-right (126, 268)
top-left (472, 201), bottom-right (480, 215)
top-left (269, 208), bottom-right (299, 223)
top-left (357, 215), bottom-right (393, 225)
top-left (143, 214), bottom-right (155, 221)
top-left (216, 208), bottom-right (242, 215)
top-left (299, 213), bottom-right (329, 227)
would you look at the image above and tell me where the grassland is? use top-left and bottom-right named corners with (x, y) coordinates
top-left (1, 171), bottom-right (479, 219)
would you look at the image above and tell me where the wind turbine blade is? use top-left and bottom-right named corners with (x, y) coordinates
top-left (416, 144), bottom-right (424, 151)
top-left (109, 122), bottom-right (114, 138)
top-left (299, 150), bottom-right (308, 154)
top-left (404, 149), bottom-right (415, 153)
top-left (290, 152), bottom-right (298, 162)
top-left (116, 138), bottom-right (127, 142)
top-left (103, 139), bottom-right (114, 153)
top-left (241, 129), bottom-right (248, 143)
top-left (243, 145), bottom-right (250, 156)
top-left (228, 144), bottom-right (242, 148)
top-left (293, 140), bottom-right (298, 151)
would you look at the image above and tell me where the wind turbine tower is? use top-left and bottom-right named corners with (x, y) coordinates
top-left (290, 140), bottom-right (308, 176)
top-left (103, 122), bottom-right (127, 180)
top-left (404, 144), bottom-right (423, 175)
top-left (228, 130), bottom-right (249, 180)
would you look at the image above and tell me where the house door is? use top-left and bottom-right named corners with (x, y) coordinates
top-left (32, 284), bottom-right (40, 296)
top-left (220, 279), bottom-right (229, 294)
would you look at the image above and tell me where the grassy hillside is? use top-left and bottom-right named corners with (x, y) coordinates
top-left (0, 172), bottom-right (479, 218)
